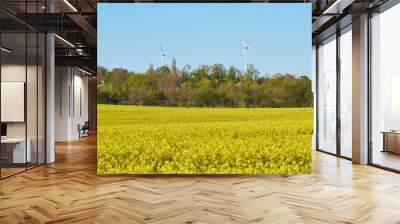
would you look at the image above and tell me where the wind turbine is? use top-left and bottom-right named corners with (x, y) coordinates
top-left (160, 44), bottom-right (166, 66)
top-left (159, 44), bottom-right (172, 67)
top-left (241, 41), bottom-right (256, 73)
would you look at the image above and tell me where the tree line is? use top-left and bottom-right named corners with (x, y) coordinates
top-left (97, 61), bottom-right (313, 108)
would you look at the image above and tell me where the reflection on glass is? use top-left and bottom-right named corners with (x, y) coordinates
top-left (340, 28), bottom-right (352, 158)
top-left (27, 31), bottom-right (38, 169)
top-left (318, 36), bottom-right (337, 154)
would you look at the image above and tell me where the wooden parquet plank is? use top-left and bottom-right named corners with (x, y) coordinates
top-left (0, 135), bottom-right (400, 223)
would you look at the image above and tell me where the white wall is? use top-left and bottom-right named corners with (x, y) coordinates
top-left (55, 67), bottom-right (89, 141)
top-left (1, 64), bottom-right (25, 81)
top-left (1, 65), bottom-right (38, 138)
top-left (55, 67), bottom-right (70, 141)
top-left (71, 73), bottom-right (89, 138)
top-left (1, 65), bottom-right (26, 140)
top-left (1, 63), bottom-right (46, 164)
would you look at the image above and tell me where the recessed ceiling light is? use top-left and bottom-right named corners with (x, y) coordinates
top-left (1, 47), bottom-right (11, 53)
top-left (323, 0), bottom-right (354, 15)
top-left (78, 67), bottom-right (93, 76)
top-left (54, 34), bottom-right (75, 48)
top-left (63, 0), bottom-right (78, 12)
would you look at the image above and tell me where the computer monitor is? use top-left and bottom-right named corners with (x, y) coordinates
top-left (1, 123), bottom-right (7, 137)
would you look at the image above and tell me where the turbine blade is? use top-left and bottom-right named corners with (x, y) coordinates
top-left (159, 44), bottom-right (164, 53)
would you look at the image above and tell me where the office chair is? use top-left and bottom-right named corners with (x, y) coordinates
top-left (79, 121), bottom-right (90, 138)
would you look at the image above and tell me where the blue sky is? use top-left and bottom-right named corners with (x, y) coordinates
top-left (98, 4), bottom-right (311, 76)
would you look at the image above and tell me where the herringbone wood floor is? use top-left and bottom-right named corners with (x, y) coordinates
top-left (1, 135), bottom-right (400, 224)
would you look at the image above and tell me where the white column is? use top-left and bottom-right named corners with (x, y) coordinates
top-left (352, 14), bottom-right (369, 164)
top-left (46, 32), bottom-right (55, 163)
top-left (55, 67), bottom-right (73, 141)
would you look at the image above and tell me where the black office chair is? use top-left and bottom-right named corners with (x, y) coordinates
top-left (79, 121), bottom-right (90, 138)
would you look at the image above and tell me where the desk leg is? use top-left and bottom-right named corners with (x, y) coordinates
top-left (382, 133), bottom-right (386, 153)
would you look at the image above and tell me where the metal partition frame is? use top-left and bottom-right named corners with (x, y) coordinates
top-left (315, 21), bottom-right (353, 161)
top-left (0, 2), bottom-right (48, 180)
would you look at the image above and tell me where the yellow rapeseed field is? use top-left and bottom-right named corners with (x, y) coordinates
top-left (97, 104), bottom-right (313, 174)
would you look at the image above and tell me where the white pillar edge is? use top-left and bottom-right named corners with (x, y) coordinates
top-left (352, 14), bottom-right (369, 164)
top-left (46, 33), bottom-right (55, 163)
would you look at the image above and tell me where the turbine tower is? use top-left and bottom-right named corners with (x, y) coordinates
top-left (241, 41), bottom-right (256, 73)
top-left (160, 44), bottom-right (166, 66)
top-left (159, 44), bottom-right (172, 67)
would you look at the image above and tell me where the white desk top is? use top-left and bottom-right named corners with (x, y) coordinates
top-left (1, 138), bottom-right (28, 143)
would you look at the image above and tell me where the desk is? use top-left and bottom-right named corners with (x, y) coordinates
top-left (1, 138), bottom-right (31, 163)
top-left (381, 131), bottom-right (400, 154)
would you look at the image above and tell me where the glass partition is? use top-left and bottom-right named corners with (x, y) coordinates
top-left (339, 26), bottom-right (352, 158)
top-left (0, 1), bottom-right (46, 179)
top-left (371, 3), bottom-right (400, 171)
top-left (1, 31), bottom-right (28, 177)
top-left (27, 30), bottom-right (38, 169)
top-left (26, 0), bottom-right (46, 169)
top-left (317, 35), bottom-right (337, 154)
